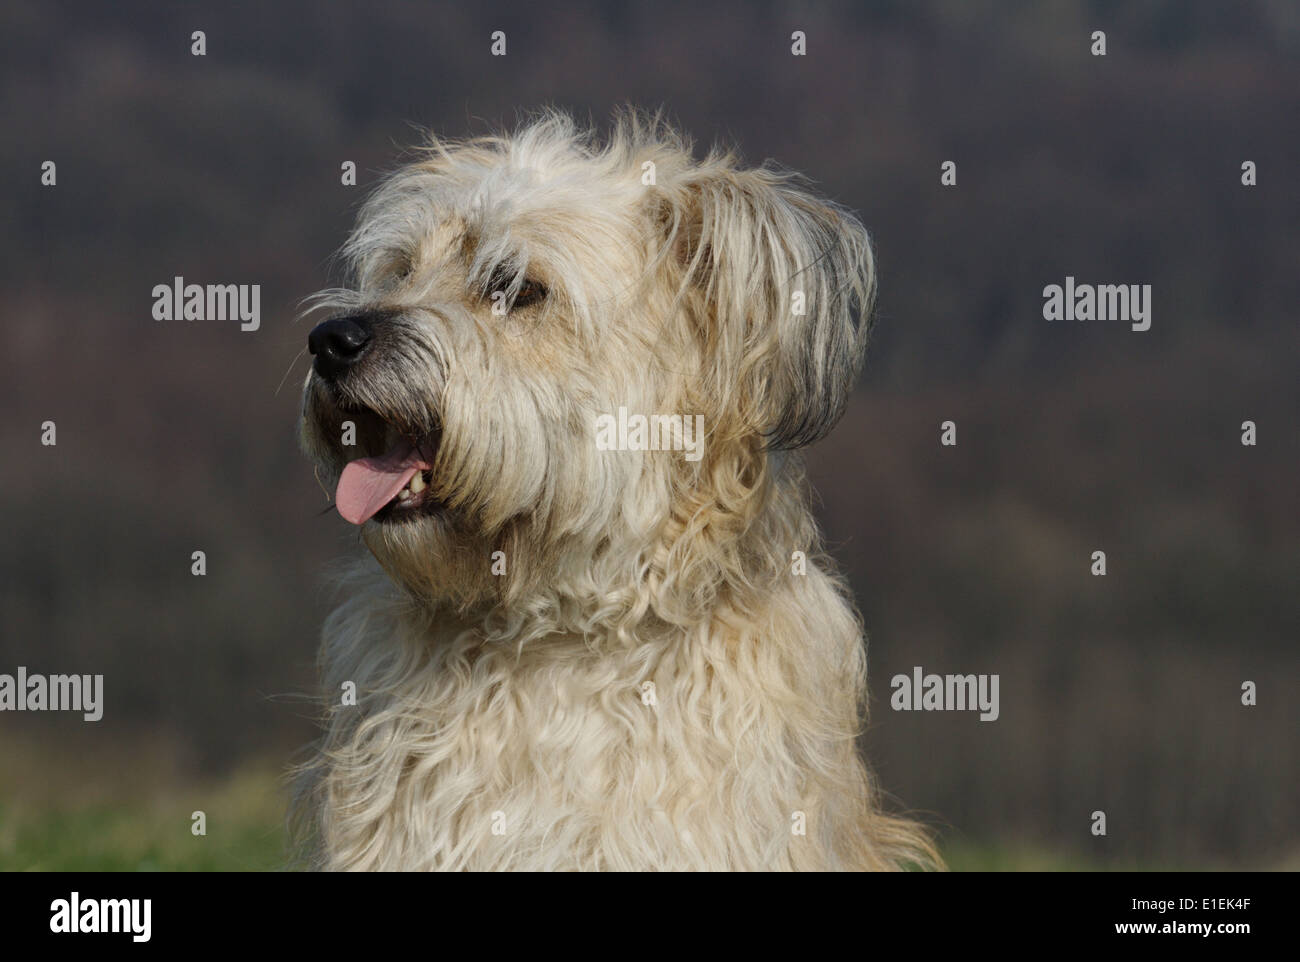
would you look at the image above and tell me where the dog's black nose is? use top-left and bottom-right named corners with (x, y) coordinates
top-left (309, 315), bottom-right (373, 380)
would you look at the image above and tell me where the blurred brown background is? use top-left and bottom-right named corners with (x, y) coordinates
top-left (1, 0), bottom-right (1296, 869)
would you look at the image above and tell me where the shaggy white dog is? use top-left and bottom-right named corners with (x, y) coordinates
top-left (296, 110), bottom-right (935, 870)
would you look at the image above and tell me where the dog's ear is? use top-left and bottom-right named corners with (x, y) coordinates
top-left (659, 162), bottom-right (874, 450)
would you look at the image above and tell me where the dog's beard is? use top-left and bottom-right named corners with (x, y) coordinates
top-left (302, 374), bottom-right (517, 609)
top-left (359, 504), bottom-right (488, 608)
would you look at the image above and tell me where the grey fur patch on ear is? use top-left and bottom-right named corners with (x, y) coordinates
top-left (763, 190), bottom-right (874, 450)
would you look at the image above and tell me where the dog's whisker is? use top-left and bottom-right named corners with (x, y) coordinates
top-left (275, 346), bottom-right (309, 397)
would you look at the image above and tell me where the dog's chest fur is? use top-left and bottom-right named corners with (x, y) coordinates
top-left (310, 565), bottom-right (882, 870)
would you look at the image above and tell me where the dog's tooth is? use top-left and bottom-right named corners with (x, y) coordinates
top-left (409, 473), bottom-right (426, 493)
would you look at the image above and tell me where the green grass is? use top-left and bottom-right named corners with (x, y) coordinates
top-left (0, 737), bottom-right (1256, 871)
top-left (943, 839), bottom-right (1120, 872)
top-left (0, 768), bottom-right (290, 872)
top-left (0, 776), bottom-right (1174, 871)
top-left (0, 777), bottom-right (1125, 871)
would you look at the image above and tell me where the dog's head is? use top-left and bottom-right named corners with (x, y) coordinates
top-left (300, 111), bottom-right (874, 611)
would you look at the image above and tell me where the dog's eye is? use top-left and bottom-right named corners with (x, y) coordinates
top-left (512, 278), bottom-right (547, 309)
top-left (487, 274), bottom-right (548, 311)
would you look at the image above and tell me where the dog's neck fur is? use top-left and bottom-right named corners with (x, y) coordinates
top-left (297, 464), bottom-right (930, 870)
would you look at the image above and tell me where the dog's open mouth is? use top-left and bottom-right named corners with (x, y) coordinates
top-left (333, 414), bottom-right (443, 525)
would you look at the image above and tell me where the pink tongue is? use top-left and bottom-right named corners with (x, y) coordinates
top-left (335, 441), bottom-right (431, 525)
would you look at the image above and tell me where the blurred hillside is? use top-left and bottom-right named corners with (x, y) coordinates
top-left (1, 0), bottom-right (1296, 867)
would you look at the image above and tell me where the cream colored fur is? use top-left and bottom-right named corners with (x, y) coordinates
top-left (295, 109), bottom-right (936, 870)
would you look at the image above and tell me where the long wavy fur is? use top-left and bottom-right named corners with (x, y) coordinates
top-left (291, 108), bottom-right (939, 870)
